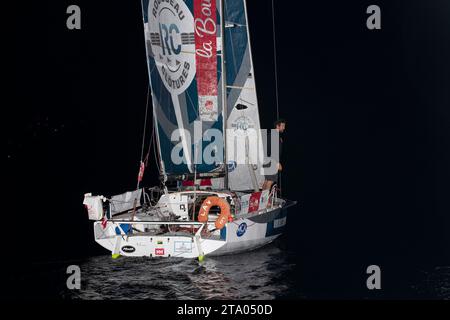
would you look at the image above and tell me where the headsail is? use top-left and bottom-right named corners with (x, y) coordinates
top-left (141, 0), bottom-right (225, 178)
top-left (224, 0), bottom-right (265, 191)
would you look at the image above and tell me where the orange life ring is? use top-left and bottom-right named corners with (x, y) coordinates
top-left (198, 196), bottom-right (232, 229)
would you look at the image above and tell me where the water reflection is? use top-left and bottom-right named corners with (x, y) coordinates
top-left (65, 243), bottom-right (299, 300)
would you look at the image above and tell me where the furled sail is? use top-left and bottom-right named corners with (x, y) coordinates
top-left (141, 0), bottom-right (225, 178)
top-left (224, 0), bottom-right (266, 191)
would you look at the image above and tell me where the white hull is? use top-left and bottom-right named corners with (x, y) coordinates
top-left (91, 191), bottom-right (294, 259)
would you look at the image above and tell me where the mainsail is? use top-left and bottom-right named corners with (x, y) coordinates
top-left (142, 0), bottom-right (265, 190)
top-left (142, 0), bottom-right (225, 177)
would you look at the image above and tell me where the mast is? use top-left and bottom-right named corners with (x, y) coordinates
top-left (220, 0), bottom-right (229, 189)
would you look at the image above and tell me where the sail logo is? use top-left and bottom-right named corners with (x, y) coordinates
top-left (227, 160), bottom-right (237, 172)
top-left (159, 23), bottom-right (182, 55)
top-left (151, 0), bottom-right (185, 21)
top-left (204, 99), bottom-right (214, 110)
top-left (147, 0), bottom-right (196, 95)
top-left (231, 116), bottom-right (255, 136)
top-left (194, 0), bottom-right (218, 121)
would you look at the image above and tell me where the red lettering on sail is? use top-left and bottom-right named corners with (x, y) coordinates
top-left (194, 0), bottom-right (218, 121)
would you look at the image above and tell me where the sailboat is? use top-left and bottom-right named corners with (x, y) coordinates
top-left (83, 0), bottom-right (296, 259)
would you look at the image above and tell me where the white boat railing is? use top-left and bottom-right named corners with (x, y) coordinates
top-left (103, 220), bottom-right (207, 225)
top-left (104, 200), bottom-right (284, 226)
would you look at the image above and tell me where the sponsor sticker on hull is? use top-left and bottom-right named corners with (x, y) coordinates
top-left (236, 222), bottom-right (247, 237)
top-left (274, 217), bottom-right (287, 228)
top-left (121, 245), bottom-right (136, 253)
top-left (174, 241), bottom-right (193, 253)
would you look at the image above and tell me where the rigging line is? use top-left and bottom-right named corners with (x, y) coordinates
top-left (155, 67), bottom-right (165, 177)
top-left (271, 0), bottom-right (280, 120)
top-left (137, 85), bottom-right (151, 190)
top-left (224, 0), bottom-right (239, 81)
top-left (145, 92), bottom-right (160, 175)
top-left (271, 0), bottom-right (282, 196)
top-left (184, 86), bottom-right (197, 121)
top-left (144, 100), bottom-right (154, 169)
top-left (149, 117), bottom-right (156, 165)
top-left (152, 126), bottom-right (161, 173)
top-left (146, 102), bottom-right (155, 167)
top-left (140, 85), bottom-right (151, 163)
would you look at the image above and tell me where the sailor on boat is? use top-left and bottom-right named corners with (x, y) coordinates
top-left (262, 118), bottom-right (286, 191)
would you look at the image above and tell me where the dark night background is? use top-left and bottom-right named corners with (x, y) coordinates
top-left (8, 0), bottom-right (450, 299)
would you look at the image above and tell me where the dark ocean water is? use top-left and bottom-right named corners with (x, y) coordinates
top-left (9, 239), bottom-right (448, 300)
top-left (63, 243), bottom-right (300, 300)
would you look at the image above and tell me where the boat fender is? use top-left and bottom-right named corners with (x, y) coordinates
top-left (198, 196), bottom-right (232, 229)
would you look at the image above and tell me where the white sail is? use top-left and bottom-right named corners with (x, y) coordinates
top-left (223, 0), bottom-right (265, 191)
